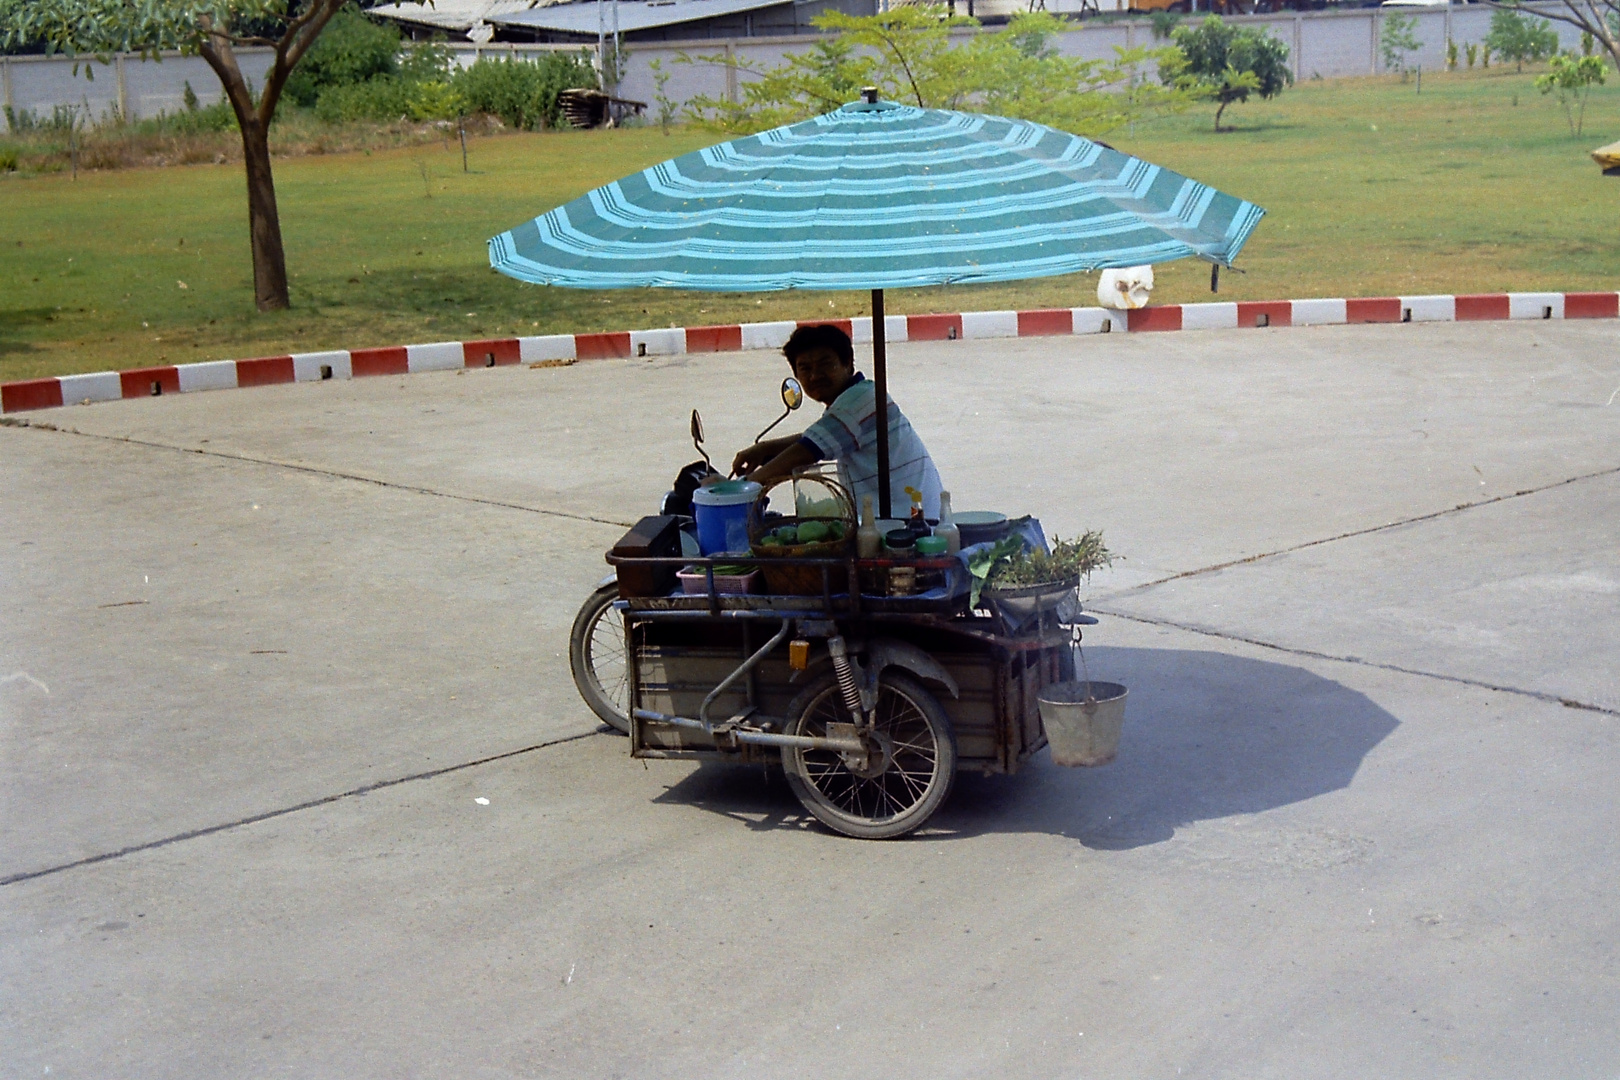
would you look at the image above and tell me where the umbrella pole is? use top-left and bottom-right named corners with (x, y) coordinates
top-left (872, 288), bottom-right (891, 519)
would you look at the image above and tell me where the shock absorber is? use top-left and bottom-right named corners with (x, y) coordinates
top-left (826, 635), bottom-right (865, 726)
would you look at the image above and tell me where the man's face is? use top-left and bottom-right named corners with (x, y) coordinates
top-left (791, 346), bottom-right (855, 405)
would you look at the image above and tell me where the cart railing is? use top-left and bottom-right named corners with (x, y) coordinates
top-left (605, 551), bottom-right (964, 617)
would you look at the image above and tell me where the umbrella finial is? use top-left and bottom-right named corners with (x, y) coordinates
top-left (862, 86), bottom-right (878, 104)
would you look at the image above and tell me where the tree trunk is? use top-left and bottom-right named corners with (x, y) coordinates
top-left (1214, 98), bottom-right (1229, 131)
top-left (240, 118), bottom-right (290, 312)
top-left (195, 2), bottom-right (348, 313)
top-left (199, 32), bottom-right (293, 312)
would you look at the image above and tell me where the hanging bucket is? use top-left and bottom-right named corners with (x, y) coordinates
top-left (1038, 681), bottom-right (1127, 767)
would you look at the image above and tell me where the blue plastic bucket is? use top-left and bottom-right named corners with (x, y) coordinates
top-left (692, 480), bottom-right (761, 555)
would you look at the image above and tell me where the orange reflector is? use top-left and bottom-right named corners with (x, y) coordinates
top-left (789, 639), bottom-right (810, 671)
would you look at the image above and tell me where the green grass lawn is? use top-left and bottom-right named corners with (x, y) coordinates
top-left (2, 66), bottom-right (1617, 382)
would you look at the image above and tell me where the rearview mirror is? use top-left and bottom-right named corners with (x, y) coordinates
top-left (781, 377), bottom-right (804, 411)
top-left (690, 408), bottom-right (712, 469)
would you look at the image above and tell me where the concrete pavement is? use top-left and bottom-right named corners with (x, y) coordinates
top-left (3, 318), bottom-right (1617, 1077)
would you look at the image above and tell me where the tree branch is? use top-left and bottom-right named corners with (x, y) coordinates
top-left (259, 0), bottom-right (345, 125)
top-left (196, 15), bottom-right (258, 129)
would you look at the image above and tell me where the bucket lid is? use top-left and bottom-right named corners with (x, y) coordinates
top-left (693, 479), bottom-right (762, 505)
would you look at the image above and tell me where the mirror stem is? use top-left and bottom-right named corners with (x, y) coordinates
top-left (754, 408), bottom-right (793, 445)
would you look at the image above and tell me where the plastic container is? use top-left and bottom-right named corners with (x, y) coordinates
top-left (677, 565), bottom-right (759, 595)
top-left (935, 491), bottom-right (961, 556)
top-left (1037, 681), bottom-right (1127, 767)
top-left (857, 495), bottom-right (882, 559)
top-left (692, 479), bottom-right (761, 555)
top-left (884, 528), bottom-right (917, 553)
top-left (914, 535), bottom-right (948, 556)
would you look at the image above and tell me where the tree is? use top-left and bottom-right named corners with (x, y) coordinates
top-left (1486, 6), bottom-right (1561, 72)
top-left (1380, 13), bottom-right (1421, 74)
top-left (1167, 16), bottom-right (1293, 132)
top-left (682, 8), bottom-right (1195, 138)
top-left (1535, 51), bottom-right (1607, 134)
top-left (1487, 0), bottom-right (1618, 74)
top-left (0, 0), bottom-right (353, 312)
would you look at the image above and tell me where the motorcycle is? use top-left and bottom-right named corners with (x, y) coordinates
top-left (569, 378), bottom-right (804, 733)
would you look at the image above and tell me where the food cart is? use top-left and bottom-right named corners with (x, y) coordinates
top-left (604, 526), bottom-right (1085, 838)
top-left (491, 92), bottom-right (1264, 837)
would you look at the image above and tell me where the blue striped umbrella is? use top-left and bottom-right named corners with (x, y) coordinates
top-left (489, 95), bottom-right (1265, 512)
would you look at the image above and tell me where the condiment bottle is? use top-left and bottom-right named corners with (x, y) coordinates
top-left (857, 495), bottom-right (882, 558)
top-left (905, 485), bottom-right (925, 528)
top-left (935, 490), bottom-right (960, 556)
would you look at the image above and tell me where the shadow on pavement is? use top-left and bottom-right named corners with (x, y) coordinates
top-left (649, 648), bottom-right (1399, 846)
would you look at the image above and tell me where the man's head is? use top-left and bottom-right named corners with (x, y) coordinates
top-left (782, 324), bottom-right (857, 405)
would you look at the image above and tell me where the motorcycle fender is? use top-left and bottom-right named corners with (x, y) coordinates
top-left (864, 638), bottom-right (960, 700)
top-left (598, 572), bottom-right (618, 588)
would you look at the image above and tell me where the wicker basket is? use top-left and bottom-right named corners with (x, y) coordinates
top-left (748, 472), bottom-right (856, 596)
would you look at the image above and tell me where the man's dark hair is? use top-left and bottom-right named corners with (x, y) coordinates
top-left (783, 323), bottom-right (855, 369)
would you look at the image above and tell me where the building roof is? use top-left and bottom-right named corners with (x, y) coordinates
top-left (490, 0), bottom-right (797, 36)
top-left (367, 0), bottom-right (563, 32)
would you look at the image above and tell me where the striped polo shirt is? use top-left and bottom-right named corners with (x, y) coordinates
top-left (799, 374), bottom-right (943, 519)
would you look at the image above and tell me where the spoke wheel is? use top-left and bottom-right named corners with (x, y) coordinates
top-left (569, 582), bottom-right (630, 733)
top-left (782, 671), bottom-right (956, 839)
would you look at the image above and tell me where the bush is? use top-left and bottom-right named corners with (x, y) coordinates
top-left (135, 98), bottom-right (237, 135)
top-left (0, 145), bottom-right (19, 172)
top-left (313, 77), bottom-right (416, 123)
top-left (1166, 16), bottom-right (1292, 131)
top-left (450, 54), bottom-right (598, 130)
top-left (1485, 7), bottom-right (1559, 72)
top-left (284, 4), bottom-right (401, 108)
top-left (4, 104), bottom-right (78, 133)
top-left (405, 81), bottom-right (466, 122)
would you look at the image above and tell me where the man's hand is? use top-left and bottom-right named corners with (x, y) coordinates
top-left (732, 435), bottom-right (797, 477)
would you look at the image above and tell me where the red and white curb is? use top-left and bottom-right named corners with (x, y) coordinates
top-left (4, 290), bottom-right (1616, 415)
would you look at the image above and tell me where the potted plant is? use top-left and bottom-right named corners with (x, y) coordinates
top-left (970, 531), bottom-right (1111, 630)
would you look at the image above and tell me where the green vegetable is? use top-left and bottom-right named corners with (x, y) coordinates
top-left (774, 526), bottom-right (799, 544)
top-left (760, 536), bottom-right (782, 548)
top-left (796, 520), bottom-right (831, 544)
top-left (969, 531), bottom-right (1112, 607)
top-left (826, 521), bottom-right (846, 540)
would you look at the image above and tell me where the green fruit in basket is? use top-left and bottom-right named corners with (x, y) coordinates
top-left (774, 526), bottom-right (799, 544)
top-left (759, 536), bottom-right (782, 548)
top-left (796, 520), bottom-right (831, 544)
top-left (826, 521), bottom-right (846, 540)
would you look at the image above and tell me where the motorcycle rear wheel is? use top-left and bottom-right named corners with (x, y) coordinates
top-left (780, 671), bottom-right (956, 839)
top-left (569, 581), bottom-right (630, 734)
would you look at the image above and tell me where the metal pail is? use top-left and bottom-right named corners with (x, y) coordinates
top-left (1038, 681), bottom-right (1127, 767)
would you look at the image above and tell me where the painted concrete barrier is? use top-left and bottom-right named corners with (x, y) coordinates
top-left (5, 291), bottom-right (1616, 415)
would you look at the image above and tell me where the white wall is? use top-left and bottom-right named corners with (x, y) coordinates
top-left (0, 4), bottom-right (1588, 133)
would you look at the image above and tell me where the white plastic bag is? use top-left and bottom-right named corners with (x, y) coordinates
top-left (1097, 265), bottom-right (1155, 310)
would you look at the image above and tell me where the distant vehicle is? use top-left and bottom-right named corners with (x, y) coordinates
top-left (1380, 0), bottom-right (1464, 7)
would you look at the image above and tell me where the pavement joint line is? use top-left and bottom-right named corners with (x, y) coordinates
top-left (1090, 608), bottom-right (1619, 719)
top-left (0, 419), bottom-right (638, 531)
top-left (1113, 462), bottom-right (1620, 595)
top-left (0, 729), bottom-right (609, 888)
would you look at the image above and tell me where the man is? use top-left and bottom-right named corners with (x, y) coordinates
top-left (731, 324), bottom-right (943, 519)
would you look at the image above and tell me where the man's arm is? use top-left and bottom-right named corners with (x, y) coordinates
top-left (746, 440), bottom-right (821, 489)
top-left (732, 433), bottom-right (802, 477)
